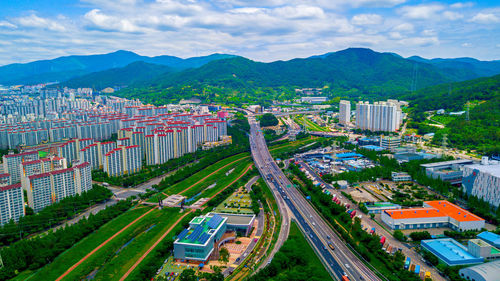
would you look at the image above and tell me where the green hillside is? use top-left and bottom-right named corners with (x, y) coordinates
top-left (405, 74), bottom-right (500, 155)
top-left (58, 61), bottom-right (172, 90)
top-left (118, 48), bottom-right (460, 105)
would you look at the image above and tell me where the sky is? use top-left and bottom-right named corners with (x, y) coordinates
top-left (0, 0), bottom-right (499, 65)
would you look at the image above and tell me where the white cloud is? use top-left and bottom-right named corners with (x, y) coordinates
top-left (393, 22), bottom-right (414, 33)
top-left (462, 42), bottom-right (472, 47)
top-left (443, 11), bottom-right (463, 20)
top-left (469, 13), bottom-right (500, 24)
top-left (15, 14), bottom-right (66, 31)
top-left (398, 36), bottom-right (439, 46)
top-left (398, 4), bottom-right (444, 20)
top-left (0, 21), bottom-right (16, 29)
top-left (421, 29), bottom-right (437, 36)
top-left (450, 2), bottom-right (474, 9)
top-left (351, 14), bottom-right (383, 25)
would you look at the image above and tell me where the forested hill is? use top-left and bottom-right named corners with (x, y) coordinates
top-left (123, 48), bottom-right (453, 98)
top-left (57, 61), bottom-right (172, 90)
top-left (402, 73), bottom-right (500, 113)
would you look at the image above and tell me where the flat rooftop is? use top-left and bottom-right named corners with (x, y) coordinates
top-left (464, 163), bottom-right (500, 178)
top-left (367, 202), bottom-right (401, 208)
top-left (425, 200), bottom-right (484, 222)
top-left (176, 214), bottom-right (225, 245)
top-left (422, 238), bottom-right (483, 265)
top-left (385, 208), bottom-right (447, 220)
top-left (208, 212), bottom-right (255, 226)
top-left (421, 159), bottom-right (475, 168)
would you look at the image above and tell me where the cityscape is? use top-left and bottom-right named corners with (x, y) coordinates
top-left (0, 1), bottom-right (499, 281)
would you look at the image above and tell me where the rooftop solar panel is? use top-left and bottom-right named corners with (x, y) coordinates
top-left (208, 214), bottom-right (223, 229)
top-left (198, 233), bottom-right (210, 244)
top-left (177, 228), bottom-right (189, 240)
top-left (188, 225), bottom-right (204, 241)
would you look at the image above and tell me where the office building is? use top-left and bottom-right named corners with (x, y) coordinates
top-left (462, 157), bottom-right (500, 207)
top-left (379, 135), bottom-right (401, 151)
top-left (174, 214), bottom-right (228, 262)
top-left (381, 200), bottom-right (485, 231)
top-left (391, 172), bottom-right (412, 182)
top-left (0, 183), bottom-right (25, 225)
top-left (339, 100), bottom-right (351, 125)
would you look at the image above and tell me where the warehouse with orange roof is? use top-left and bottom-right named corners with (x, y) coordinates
top-left (381, 200), bottom-right (485, 231)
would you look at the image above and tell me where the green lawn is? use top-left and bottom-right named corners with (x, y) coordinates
top-left (89, 208), bottom-right (183, 280)
top-left (301, 116), bottom-right (329, 132)
top-left (215, 188), bottom-right (253, 214)
top-left (28, 206), bottom-right (154, 281)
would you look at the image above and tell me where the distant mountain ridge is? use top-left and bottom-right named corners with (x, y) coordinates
top-left (0, 51), bottom-right (235, 85)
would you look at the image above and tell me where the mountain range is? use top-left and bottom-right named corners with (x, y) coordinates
top-left (2, 48), bottom-right (500, 104)
top-left (0, 51), bottom-right (234, 85)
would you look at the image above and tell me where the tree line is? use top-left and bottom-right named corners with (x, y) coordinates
top-left (0, 184), bottom-right (112, 246)
top-left (0, 199), bottom-right (134, 280)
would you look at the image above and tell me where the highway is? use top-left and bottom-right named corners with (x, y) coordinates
top-left (248, 114), bottom-right (382, 281)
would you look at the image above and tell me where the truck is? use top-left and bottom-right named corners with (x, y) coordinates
top-left (328, 242), bottom-right (335, 251)
top-left (347, 209), bottom-right (353, 214)
top-left (425, 272), bottom-right (431, 279)
top-left (345, 204), bottom-right (350, 209)
top-left (380, 236), bottom-right (386, 245)
top-left (370, 227), bottom-right (376, 235)
top-left (350, 210), bottom-right (357, 218)
top-left (341, 275), bottom-right (350, 281)
top-left (414, 265), bottom-right (420, 274)
top-left (404, 257), bottom-right (411, 270)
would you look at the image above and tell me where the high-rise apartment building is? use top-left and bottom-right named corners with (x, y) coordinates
top-left (2, 151), bottom-right (39, 183)
top-left (24, 161), bottom-right (92, 213)
top-left (103, 145), bottom-right (142, 177)
top-left (0, 183), bottom-right (25, 225)
top-left (339, 100), bottom-right (351, 125)
top-left (355, 101), bottom-right (402, 132)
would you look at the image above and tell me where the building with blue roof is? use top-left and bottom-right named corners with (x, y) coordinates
top-left (421, 238), bottom-right (484, 266)
top-left (478, 232), bottom-right (500, 248)
top-left (174, 214), bottom-right (227, 262)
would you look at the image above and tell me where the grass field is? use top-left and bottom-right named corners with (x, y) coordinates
top-left (89, 208), bottom-right (184, 280)
top-left (214, 187), bottom-right (253, 214)
top-left (28, 206), bottom-right (154, 281)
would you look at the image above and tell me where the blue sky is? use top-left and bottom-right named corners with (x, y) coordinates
top-left (0, 0), bottom-right (499, 65)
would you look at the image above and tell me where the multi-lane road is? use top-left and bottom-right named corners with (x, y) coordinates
top-left (248, 114), bottom-right (381, 281)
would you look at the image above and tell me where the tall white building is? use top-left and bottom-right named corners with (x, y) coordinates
top-left (339, 100), bottom-right (351, 125)
top-left (0, 183), bottom-right (25, 225)
top-left (103, 145), bottom-right (142, 177)
top-left (355, 101), bottom-right (402, 132)
top-left (462, 158), bottom-right (500, 207)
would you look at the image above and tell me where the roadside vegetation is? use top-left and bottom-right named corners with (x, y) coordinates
top-left (248, 222), bottom-right (332, 281)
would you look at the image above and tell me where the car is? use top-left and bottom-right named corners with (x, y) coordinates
top-left (327, 235), bottom-right (331, 240)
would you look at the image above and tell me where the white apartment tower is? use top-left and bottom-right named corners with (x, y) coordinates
top-left (339, 100), bottom-right (351, 125)
top-left (356, 101), bottom-right (402, 132)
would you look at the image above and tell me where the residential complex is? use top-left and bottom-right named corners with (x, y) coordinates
top-left (338, 100), bottom-right (351, 125)
top-left (103, 145), bottom-right (142, 177)
top-left (23, 161), bottom-right (92, 212)
top-left (2, 151), bottom-right (40, 183)
top-left (355, 100), bottom-right (402, 132)
top-left (381, 200), bottom-right (485, 231)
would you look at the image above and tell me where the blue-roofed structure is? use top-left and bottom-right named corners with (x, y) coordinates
top-left (478, 232), bottom-right (500, 248)
top-left (336, 152), bottom-right (363, 158)
top-left (360, 145), bottom-right (384, 151)
top-left (174, 214), bottom-right (227, 262)
top-left (421, 238), bottom-right (484, 266)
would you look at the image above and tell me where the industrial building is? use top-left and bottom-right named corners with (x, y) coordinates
top-left (207, 212), bottom-right (256, 236)
top-left (300, 96), bottom-right (328, 104)
top-left (381, 200), bottom-right (485, 231)
top-left (459, 260), bottom-right (500, 281)
top-left (421, 238), bottom-right (483, 266)
top-left (462, 157), bottom-right (500, 207)
top-left (477, 232), bottom-right (500, 249)
top-left (391, 172), bottom-right (412, 182)
top-left (422, 159), bottom-right (476, 185)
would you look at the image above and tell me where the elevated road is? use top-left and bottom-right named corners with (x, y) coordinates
top-left (249, 114), bottom-right (382, 281)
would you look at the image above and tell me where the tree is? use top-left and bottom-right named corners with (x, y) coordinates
top-left (393, 230), bottom-right (407, 242)
top-left (179, 268), bottom-right (197, 281)
top-left (219, 246), bottom-right (229, 264)
top-left (409, 231), bottom-right (431, 241)
top-left (259, 113), bottom-right (279, 127)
